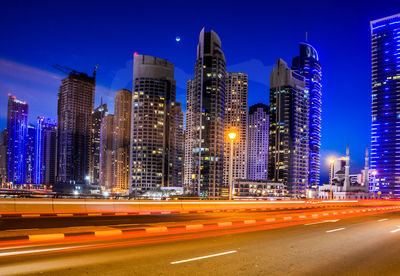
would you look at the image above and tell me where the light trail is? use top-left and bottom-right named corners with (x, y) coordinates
top-left (171, 250), bottom-right (237, 264)
top-left (304, 220), bottom-right (339, 225)
top-left (326, 228), bottom-right (345, 233)
top-left (378, 218), bottom-right (388, 222)
top-left (390, 228), bottom-right (400, 233)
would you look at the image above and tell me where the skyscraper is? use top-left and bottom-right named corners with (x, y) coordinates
top-left (269, 59), bottom-right (308, 197)
top-left (57, 69), bottom-right (95, 186)
top-left (35, 117), bottom-right (57, 186)
top-left (99, 114), bottom-right (114, 188)
top-left (184, 28), bottom-right (226, 197)
top-left (0, 129), bottom-right (8, 185)
top-left (170, 102), bottom-right (184, 187)
top-left (184, 79), bottom-right (195, 190)
top-left (247, 103), bottom-right (269, 180)
top-left (292, 42), bottom-right (322, 188)
top-left (7, 95), bottom-right (28, 185)
top-left (25, 124), bottom-right (36, 184)
top-left (129, 54), bottom-right (180, 192)
top-left (89, 101), bottom-right (108, 185)
top-left (113, 89), bottom-right (132, 192)
top-left (224, 72), bottom-right (248, 187)
top-left (370, 13), bottom-right (400, 198)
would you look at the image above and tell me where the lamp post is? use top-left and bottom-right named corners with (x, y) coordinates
top-left (228, 131), bottom-right (237, 200)
top-left (329, 158), bottom-right (335, 200)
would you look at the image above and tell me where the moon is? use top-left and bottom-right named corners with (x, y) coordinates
top-left (175, 36), bottom-right (181, 42)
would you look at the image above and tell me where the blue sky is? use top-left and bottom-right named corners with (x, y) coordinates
top-left (1, 0), bottom-right (400, 182)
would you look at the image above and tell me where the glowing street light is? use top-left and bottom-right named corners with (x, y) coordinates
top-left (228, 131), bottom-right (237, 200)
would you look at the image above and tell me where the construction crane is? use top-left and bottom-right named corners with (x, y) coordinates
top-left (53, 64), bottom-right (99, 80)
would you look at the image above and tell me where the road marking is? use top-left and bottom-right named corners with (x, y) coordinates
top-left (378, 219), bottom-right (388, 222)
top-left (186, 224), bottom-right (203, 230)
top-left (390, 228), bottom-right (400, 233)
top-left (326, 227), bottom-right (345, 233)
top-left (298, 215), bottom-right (306, 219)
top-left (244, 220), bottom-right (256, 224)
top-left (265, 218), bottom-right (276, 222)
top-left (171, 250), bottom-right (237, 264)
top-left (283, 217), bottom-right (292, 220)
top-left (304, 220), bottom-right (339, 226)
top-left (218, 222), bottom-right (232, 227)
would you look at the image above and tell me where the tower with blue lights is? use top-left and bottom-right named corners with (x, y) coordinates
top-left (370, 13), bottom-right (400, 198)
top-left (35, 117), bottom-right (57, 186)
top-left (292, 42), bottom-right (322, 188)
top-left (7, 94), bottom-right (29, 185)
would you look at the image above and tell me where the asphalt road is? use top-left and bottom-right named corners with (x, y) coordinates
top-left (0, 211), bottom-right (399, 275)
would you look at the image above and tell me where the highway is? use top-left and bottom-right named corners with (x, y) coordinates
top-left (0, 205), bottom-right (399, 275)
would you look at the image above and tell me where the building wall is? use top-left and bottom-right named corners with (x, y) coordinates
top-left (183, 79), bottom-right (195, 190)
top-left (370, 14), bottom-right (400, 198)
top-left (269, 59), bottom-right (309, 197)
top-left (247, 103), bottom-right (269, 180)
top-left (89, 103), bottom-right (108, 185)
top-left (169, 102), bottom-right (184, 187)
top-left (292, 43), bottom-right (322, 188)
top-left (184, 28), bottom-right (226, 198)
top-left (130, 54), bottom-right (178, 192)
top-left (36, 117), bottom-right (57, 186)
top-left (25, 124), bottom-right (36, 184)
top-left (7, 95), bottom-right (28, 185)
top-left (99, 114), bottom-right (114, 188)
top-left (113, 89), bottom-right (132, 192)
top-left (57, 72), bottom-right (95, 185)
top-left (224, 72), bottom-right (248, 187)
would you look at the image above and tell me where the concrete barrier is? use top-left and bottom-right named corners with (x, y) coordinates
top-left (0, 198), bottom-right (400, 215)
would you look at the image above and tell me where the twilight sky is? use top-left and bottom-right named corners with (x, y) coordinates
top-left (1, 0), bottom-right (400, 182)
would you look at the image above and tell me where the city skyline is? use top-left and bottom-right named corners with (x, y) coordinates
top-left (1, 1), bottom-right (400, 183)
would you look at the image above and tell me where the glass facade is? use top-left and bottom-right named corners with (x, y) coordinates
top-left (292, 43), bottom-right (322, 188)
top-left (7, 95), bottom-right (28, 185)
top-left (370, 14), bottom-right (400, 198)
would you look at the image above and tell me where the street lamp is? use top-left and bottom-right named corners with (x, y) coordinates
top-left (329, 158), bottom-right (335, 200)
top-left (228, 131), bottom-right (237, 200)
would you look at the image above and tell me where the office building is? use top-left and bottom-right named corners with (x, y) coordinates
top-left (35, 117), bottom-right (57, 186)
top-left (224, 72), bottom-right (248, 187)
top-left (247, 103), bottom-right (269, 180)
top-left (184, 28), bottom-right (226, 197)
top-left (269, 59), bottom-right (309, 197)
top-left (57, 69), bottom-right (95, 186)
top-left (7, 95), bottom-right (28, 185)
top-left (113, 89), bottom-right (132, 192)
top-left (170, 102), bottom-right (184, 187)
top-left (129, 54), bottom-right (180, 192)
top-left (25, 124), bottom-right (36, 184)
top-left (89, 101), bottom-right (108, 185)
top-left (370, 13), bottom-right (400, 198)
top-left (99, 114), bottom-right (114, 188)
top-left (0, 129), bottom-right (7, 185)
top-left (292, 42), bottom-right (322, 187)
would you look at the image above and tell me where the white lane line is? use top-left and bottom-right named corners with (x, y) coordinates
top-left (171, 250), bottom-right (237, 264)
top-left (378, 219), bottom-right (388, 222)
top-left (304, 219), bottom-right (339, 226)
top-left (390, 228), bottom-right (400, 233)
top-left (326, 227), bottom-right (345, 233)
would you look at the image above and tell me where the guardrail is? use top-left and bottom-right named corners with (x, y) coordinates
top-left (0, 198), bottom-right (399, 215)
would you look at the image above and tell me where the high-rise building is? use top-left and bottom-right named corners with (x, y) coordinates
top-left (184, 28), bottom-right (226, 197)
top-left (247, 103), bottom-right (269, 180)
top-left (99, 114), bottom-right (114, 188)
top-left (0, 129), bottom-right (7, 185)
top-left (370, 14), bottom-right (400, 198)
top-left (224, 72), bottom-right (248, 187)
top-left (130, 54), bottom-right (180, 192)
top-left (89, 101), bottom-right (108, 185)
top-left (170, 102), bottom-right (184, 187)
top-left (57, 70), bottom-right (95, 186)
top-left (113, 89), bottom-right (132, 192)
top-left (269, 59), bottom-right (308, 197)
top-left (25, 124), bottom-right (36, 184)
top-left (35, 117), bottom-right (57, 186)
top-left (184, 79), bottom-right (195, 190)
top-left (7, 95), bottom-right (28, 185)
top-left (292, 42), bottom-right (322, 188)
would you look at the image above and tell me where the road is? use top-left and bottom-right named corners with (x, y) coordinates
top-left (0, 207), bottom-right (399, 275)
